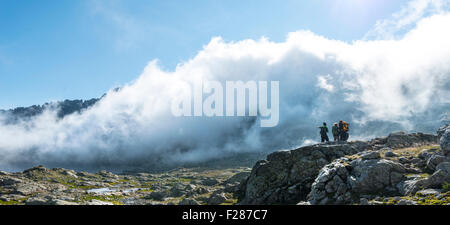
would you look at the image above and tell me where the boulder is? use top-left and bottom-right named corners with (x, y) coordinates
top-left (426, 154), bottom-right (446, 171)
top-left (169, 184), bottom-right (187, 197)
top-left (208, 193), bottom-right (227, 205)
top-left (86, 199), bottom-right (114, 205)
top-left (201, 178), bottom-right (219, 186)
top-left (438, 124), bottom-right (450, 156)
top-left (384, 151), bottom-right (398, 158)
top-left (418, 149), bottom-right (433, 160)
top-left (13, 182), bottom-right (47, 195)
top-left (25, 197), bottom-right (49, 205)
top-left (398, 162), bottom-right (450, 195)
top-left (308, 157), bottom-right (406, 205)
top-left (427, 162), bottom-right (450, 187)
top-left (416, 188), bottom-right (442, 196)
top-left (147, 191), bottom-right (167, 201)
top-left (48, 199), bottom-right (79, 205)
top-left (397, 199), bottom-right (418, 205)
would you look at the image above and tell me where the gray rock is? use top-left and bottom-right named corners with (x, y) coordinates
top-left (398, 157), bottom-right (409, 164)
top-left (308, 158), bottom-right (406, 205)
top-left (224, 182), bottom-right (240, 193)
top-left (416, 188), bottom-right (442, 196)
top-left (386, 132), bottom-right (438, 148)
top-left (178, 198), bottom-right (201, 205)
top-left (208, 193), bottom-right (227, 205)
top-left (360, 198), bottom-right (369, 205)
top-left (0, 177), bottom-right (23, 186)
top-left (398, 177), bottom-right (428, 195)
top-left (240, 141), bottom-right (370, 204)
top-left (426, 154), bottom-right (446, 171)
top-left (437, 124), bottom-right (449, 138)
top-left (428, 162), bottom-right (450, 186)
top-left (0, 171), bottom-right (10, 176)
top-left (61, 170), bottom-right (78, 178)
top-left (169, 184), bottom-right (187, 197)
top-left (195, 187), bottom-right (209, 194)
top-left (86, 199), bottom-right (114, 205)
top-left (14, 182), bottom-right (47, 195)
top-left (384, 151), bottom-right (398, 157)
top-left (25, 197), bottom-right (49, 205)
top-left (418, 149), bottom-right (433, 160)
top-left (397, 199), bottom-right (418, 205)
top-left (76, 171), bottom-right (91, 177)
top-left (147, 191), bottom-right (167, 201)
top-left (202, 178), bottom-right (219, 186)
top-left (399, 162), bottom-right (450, 195)
top-left (184, 184), bottom-right (196, 191)
top-left (23, 165), bottom-right (48, 174)
top-left (48, 199), bottom-right (79, 205)
top-left (223, 172), bottom-right (251, 185)
top-left (439, 125), bottom-right (450, 156)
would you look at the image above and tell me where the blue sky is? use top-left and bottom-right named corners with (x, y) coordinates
top-left (0, 0), bottom-right (410, 109)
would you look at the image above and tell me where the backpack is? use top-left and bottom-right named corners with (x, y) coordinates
top-left (320, 126), bottom-right (328, 135)
top-left (342, 122), bottom-right (349, 132)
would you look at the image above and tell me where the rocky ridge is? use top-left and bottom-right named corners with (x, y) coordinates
top-left (239, 127), bottom-right (450, 205)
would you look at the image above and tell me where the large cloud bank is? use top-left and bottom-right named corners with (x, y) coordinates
top-left (0, 1), bottom-right (449, 171)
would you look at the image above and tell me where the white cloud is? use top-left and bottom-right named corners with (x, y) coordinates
top-left (0, 1), bottom-right (449, 171)
top-left (364, 0), bottom-right (450, 40)
top-left (317, 75), bottom-right (335, 92)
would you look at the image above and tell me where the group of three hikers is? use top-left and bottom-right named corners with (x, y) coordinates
top-left (318, 120), bottom-right (349, 143)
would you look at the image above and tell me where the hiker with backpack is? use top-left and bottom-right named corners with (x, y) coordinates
top-left (318, 122), bottom-right (329, 143)
top-left (338, 120), bottom-right (349, 141)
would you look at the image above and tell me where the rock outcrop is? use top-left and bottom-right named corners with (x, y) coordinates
top-left (239, 130), bottom-right (443, 205)
top-left (438, 124), bottom-right (450, 156)
top-left (239, 141), bottom-right (370, 204)
top-left (369, 132), bottom-right (438, 149)
top-left (308, 152), bottom-right (407, 204)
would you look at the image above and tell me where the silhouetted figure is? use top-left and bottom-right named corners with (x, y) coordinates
top-left (318, 122), bottom-right (329, 143)
top-left (332, 123), bottom-right (339, 141)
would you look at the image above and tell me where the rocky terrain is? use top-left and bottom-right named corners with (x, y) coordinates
top-left (239, 125), bottom-right (450, 205)
top-left (0, 166), bottom-right (251, 205)
top-left (1, 124), bottom-right (449, 205)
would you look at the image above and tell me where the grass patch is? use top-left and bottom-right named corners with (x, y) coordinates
top-left (443, 182), bottom-right (450, 192)
top-left (79, 194), bottom-right (124, 205)
top-left (220, 198), bottom-right (238, 205)
top-left (137, 189), bottom-right (154, 193)
top-left (392, 145), bottom-right (440, 158)
top-left (0, 200), bottom-right (21, 205)
top-left (178, 178), bottom-right (192, 183)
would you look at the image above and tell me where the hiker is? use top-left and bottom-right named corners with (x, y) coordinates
top-left (338, 120), bottom-right (349, 141)
top-left (332, 123), bottom-right (339, 141)
top-left (318, 122), bottom-right (329, 143)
